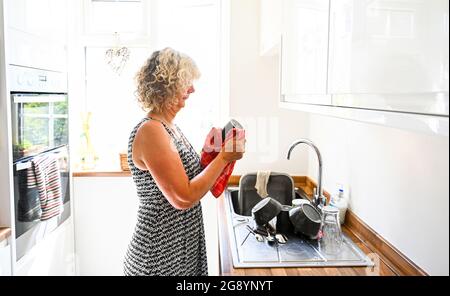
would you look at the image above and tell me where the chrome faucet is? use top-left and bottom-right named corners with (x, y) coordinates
top-left (287, 139), bottom-right (326, 207)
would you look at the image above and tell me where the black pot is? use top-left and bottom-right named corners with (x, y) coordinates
top-left (276, 205), bottom-right (294, 234)
top-left (252, 197), bottom-right (282, 226)
top-left (289, 203), bottom-right (322, 238)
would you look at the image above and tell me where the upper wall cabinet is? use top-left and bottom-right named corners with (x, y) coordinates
top-left (5, 0), bottom-right (68, 72)
top-left (281, 0), bottom-right (449, 118)
top-left (6, 0), bottom-right (68, 42)
top-left (260, 0), bottom-right (282, 56)
top-left (281, 0), bottom-right (331, 105)
top-left (328, 0), bottom-right (449, 115)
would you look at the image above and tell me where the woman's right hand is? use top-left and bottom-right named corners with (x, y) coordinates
top-left (219, 130), bottom-right (246, 163)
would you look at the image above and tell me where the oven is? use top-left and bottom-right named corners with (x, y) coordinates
top-left (10, 66), bottom-right (69, 162)
top-left (11, 93), bottom-right (69, 161)
top-left (10, 65), bottom-right (70, 261)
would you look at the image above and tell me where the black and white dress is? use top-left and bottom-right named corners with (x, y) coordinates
top-left (123, 117), bottom-right (208, 276)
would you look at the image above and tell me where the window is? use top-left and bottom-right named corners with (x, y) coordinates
top-left (156, 0), bottom-right (223, 151)
top-left (83, 47), bottom-right (150, 168)
top-left (72, 0), bottom-right (224, 169)
top-left (84, 0), bottom-right (150, 35)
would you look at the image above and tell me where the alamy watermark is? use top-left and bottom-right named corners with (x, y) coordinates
top-left (197, 116), bottom-right (281, 164)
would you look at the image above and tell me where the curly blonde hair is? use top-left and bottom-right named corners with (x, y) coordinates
top-left (135, 48), bottom-right (201, 113)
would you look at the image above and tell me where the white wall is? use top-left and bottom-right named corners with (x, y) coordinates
top-left (306, 116), bottom-right (449, 276)
top-left (229, 0), bottom-right (310, 176)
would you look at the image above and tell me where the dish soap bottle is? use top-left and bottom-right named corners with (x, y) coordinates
top-left (330, 185), bottom-right (349, 225)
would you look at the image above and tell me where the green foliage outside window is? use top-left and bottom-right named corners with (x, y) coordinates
top-left (15, 100), bottom-right (68, 159)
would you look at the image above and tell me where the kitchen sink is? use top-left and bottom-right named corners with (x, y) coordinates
top-left (235, 173), bottom-right (298, 216)
top-left (224, 187), bottom-right (374, 268)
top-left (229, 183), bottom-right (309, 217)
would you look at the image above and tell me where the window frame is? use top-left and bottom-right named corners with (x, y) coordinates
top-left (82, 0), bottom-right (152, 38)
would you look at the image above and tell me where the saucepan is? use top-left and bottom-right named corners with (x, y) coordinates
top-left (289, 203), bottom-right (322, 239)
top-left (251, 197), bottom-right (282, 226)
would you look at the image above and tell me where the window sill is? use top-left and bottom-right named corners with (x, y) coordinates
top-left (72, 162), bottom-right (131, 178)
top-left (73, 171), bottom-right (131, 178)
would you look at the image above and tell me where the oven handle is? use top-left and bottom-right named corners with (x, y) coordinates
top-left (15, 161), bottom-right (32, 172)
top-left (14, 145), bottom-right (68, 172)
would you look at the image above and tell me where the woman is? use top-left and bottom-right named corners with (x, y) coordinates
top-left (124, 48), bottom-right (245, 276)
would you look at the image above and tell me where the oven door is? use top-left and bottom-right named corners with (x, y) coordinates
top-left (11, 93), bottom-right (69, 162)
top-left (13, 145), bottom-right (71, 261)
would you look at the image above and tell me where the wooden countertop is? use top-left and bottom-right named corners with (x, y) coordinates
top-left (73, 170), bottom-right (131, 177)
top-left (0, 228), bottom-right (11, 244)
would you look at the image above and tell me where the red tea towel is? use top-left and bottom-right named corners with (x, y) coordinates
top-left (201, 128), bottom-right (245, 198)
top-left (27, 153), bottom-right (63, 221)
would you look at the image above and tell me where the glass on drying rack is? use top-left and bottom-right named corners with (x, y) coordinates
top-left (319, 206), bottom-right (343, 255)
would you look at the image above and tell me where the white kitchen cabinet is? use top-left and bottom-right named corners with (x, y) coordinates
top-left (15, 219), bottom-right (75, 276)
top-left (328, 0), bottom-right (449, 115)
top-left (4, 0), bottom-right (68, 71)
top-left (280, 0), bottom-right (449, 133)
top-left (7, 30), bottom-right (67, 72)
top-left (6, 0), bottom-right (68, 42)
top-left (260, 0), bottom-right (282, 56)
top-left (73, 177), bottom-right (139, 276)
top-left (281, 0), bottom-right (331, 105)
top-left (0, 241), bottom-right (12, 276)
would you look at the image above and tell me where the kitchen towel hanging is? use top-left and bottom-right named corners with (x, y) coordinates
top-left (27, 153), bottom-right (63, 221)
top-left (255, 170), bottom-right (271, 198)
top-left (201, 127), bottom-right (245, 198)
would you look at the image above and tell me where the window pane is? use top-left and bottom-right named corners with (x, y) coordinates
top-left (88, 0), bottom-right (144, 34)
top-left (157, 0), bottom-right (221, 151)
top-left (54, 101), bottom-right (68, 115)
top-left (23, 102), bottom-right (49, 115)
top-left (22, 117), bottom-right (49, 150)
top-left (54, 118), bottom-right (69, 147)
top-left (83, 47), bottom-right (149, 167)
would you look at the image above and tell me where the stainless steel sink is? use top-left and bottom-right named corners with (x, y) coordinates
top-left (224, 187), bottom-right (374, 268)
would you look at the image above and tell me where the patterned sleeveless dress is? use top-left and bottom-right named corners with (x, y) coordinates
top-left (123, 117), bottom-right (208, 276)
